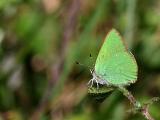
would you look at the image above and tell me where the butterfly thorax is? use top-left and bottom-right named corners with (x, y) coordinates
top-left (87, 69), bottom-right (108, 88)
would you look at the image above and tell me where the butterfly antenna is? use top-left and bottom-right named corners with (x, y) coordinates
top-left (75, 61), bottom-right (93, 70)
top-left (89, 53), bottom-right (95, 68)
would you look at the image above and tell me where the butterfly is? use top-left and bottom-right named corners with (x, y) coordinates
top-left (88, 29), bottom-right (138, 88)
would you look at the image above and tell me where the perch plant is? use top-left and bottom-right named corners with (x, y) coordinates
top-left (88, 29), bottom-right (159, 120)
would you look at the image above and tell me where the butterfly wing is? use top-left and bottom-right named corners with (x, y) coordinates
top-left (95, 29), bottom-right (138, 86)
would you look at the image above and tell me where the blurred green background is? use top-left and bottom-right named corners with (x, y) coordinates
top-left (0, 0), bottom-right (160, 120)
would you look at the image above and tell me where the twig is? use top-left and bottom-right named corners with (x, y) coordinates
top-left (119, 87), bottom-right (155, 120)
top-left (140, 105), bottom-right (154, 120)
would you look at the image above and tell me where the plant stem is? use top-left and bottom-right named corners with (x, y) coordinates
top-left (30, 0), bottom-right (80, 119)
top-left (118, 87), bottom-right (155, 120)
top-left (124, 0), bottom-right (137, 49)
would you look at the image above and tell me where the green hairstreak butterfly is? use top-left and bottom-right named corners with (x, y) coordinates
top-left (88, 29), bottom-right (138, 88)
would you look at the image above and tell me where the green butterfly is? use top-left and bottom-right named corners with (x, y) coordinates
top-left (88, 29), bottom-right (138, 88)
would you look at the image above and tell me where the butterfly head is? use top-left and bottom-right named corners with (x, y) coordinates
top-left (89, 68), bottom-right (94, 74)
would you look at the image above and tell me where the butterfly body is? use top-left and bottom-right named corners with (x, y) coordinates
top-left (88, 29), bottom-right (138, 88)
top-left (88, 69), bottom-right (108, 88)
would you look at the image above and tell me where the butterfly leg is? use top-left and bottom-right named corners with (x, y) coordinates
top-left (87, 79), bottom-right (92, 85)
top-left (87, 79), bottom-right (94, 87)
top-left (91, 79), bottom-right (94, 87)
top-left (95, 79), bottom-right (99, 89)
top-left (88, 78), bottom-right (100, 89)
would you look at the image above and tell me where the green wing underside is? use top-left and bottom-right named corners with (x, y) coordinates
top-left (95, 29), bottom-right (138, 86)
top-left (95, 52), bottom-right (137, 85)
